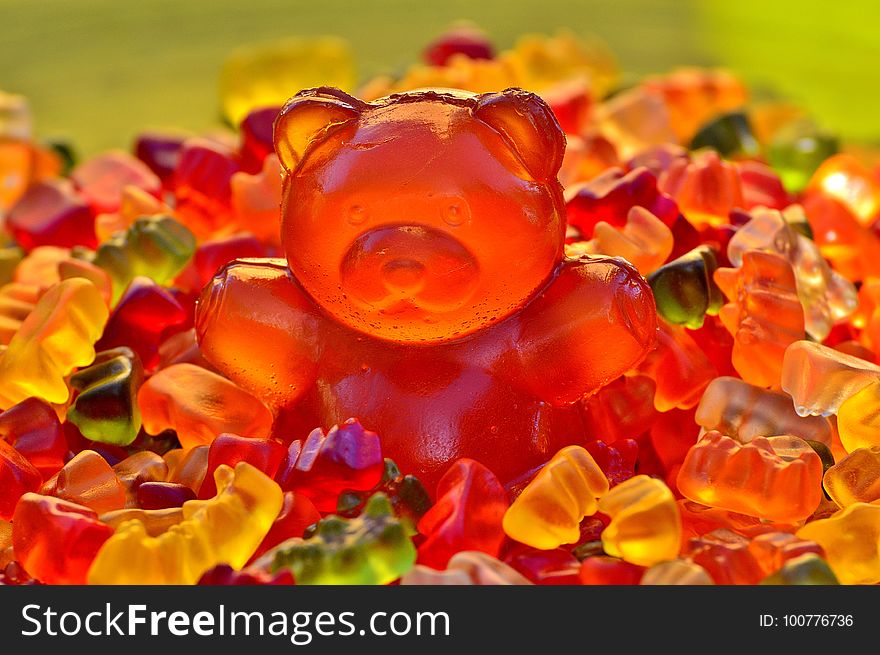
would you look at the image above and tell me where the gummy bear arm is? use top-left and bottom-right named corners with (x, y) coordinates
top-left (195, 258), bottom-right (321, 413)
top-left (513, 256), bottom-right (658, 407)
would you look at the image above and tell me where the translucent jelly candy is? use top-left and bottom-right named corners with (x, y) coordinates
top-left (172, 138), bottom-right (240, 239)
top-left (660, 151), bottom-right (745, 227)
top-left (0, 278), bottom-right (108, 408)
top-left (636, 321), bottom-right (717, 412)
top-left (767, 120), bottom-right (838, 194)
top-left (89, 215), bottom-right (195, 304)
top-left (781, 340), bottom-right (880, 417)
top-left (806, 154), bottom-right (880, 226)
top-left (401, 551), bottom-right (531, 586)
top-left (0, 282), bottom-right (39, 345)
top-left (113, 451), bottom-right (168, 507)
top-left (196, 87), bottom-right (657, 489)
top-left (230, 154), bottom-right (284, 246)
top-left (823, 447), bottom-right (880, 507)
top-left (640, 559), bottom-right (713, 585)
top-left (250, 491), bottom-right (321, 562)
top-left (597, 475), bottom-right (681, 567)
top-left (336, 458), bottom-right (432, 533)
top-left (836, 381), bottom-right (880, 453)
top-left (565, 206), bottom-right (673, 275)
top-left (715, 250), bottom-right (805, 387)
top-left (796, 503), bottom-right (880, 585)
top-left (12, 493), bottom-right (113, 584)
top-left (760, 553), bottom-right (839, 585)
top-left (726, 206), bottom-right (857, 341)
top-left (503, 446), bottom-right (607, 550)
top-left (88, 462), bottom-right (283, 584)
top-left (564, 167), bottom-right (680, 239)
top-left (0, 438), bottom-right (41, 520)
top-left (258, 493), bottom-right (416, 585)
top-left (642, 68), bottom-right (748, 144)
top-left (70, 150), bottom-right (161, 215)
top-left (199, 432), bottom-right (285, 499)
top-left (417, 459), bottom-right (507, 568)
top-left (689, 111), bottom-right (758, 159)
top-left (677, 432), bottom-right (823, 523)
top-left (219, 37), bottom-right (355, 126)
top-left (578, 556), bottom-right (645, 585)
top-left (276, 419), bottom-right (384, 512)
top-left (67, 347), bottom-right (143, 446)
top-left (695, 376), bottom-right (832, 445)
top-left (41, 450), bottom-right (127, 514)
top-left (595, 88), bottom-right (676, 160)
top-left (647, 245), bottom-right (723, 329)
top-left (0, 397), bottom-right (66, 478)
top-left (138, 363), bottom-right (273, 448)
top-left (7, 179), bottom-right (95, 251)
top-left (96, 277), bottom-right (188, 372)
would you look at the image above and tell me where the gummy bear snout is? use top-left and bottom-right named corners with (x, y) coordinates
top-left (340, 224), bottom-right (479, 311)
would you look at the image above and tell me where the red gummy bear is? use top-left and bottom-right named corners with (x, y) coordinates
top-left (196, 87), bottom-right (658, 488)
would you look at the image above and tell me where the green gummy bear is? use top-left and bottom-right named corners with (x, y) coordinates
top-left (647, 245), bottom-right (723, 329)
top-left (86, 215), bottom-right (195, 304)
top-left (690, 111), bottom-right (759, 159)
top-left (0, 245), bottom-right (24, 286)
top-left (265, 493), bottom-right (416, 585)
top-left (67, 347), bottom-right (144, 446)
top-left (768, 121), bottom-right (838, 195)
top-left (336, 458), bottom-right (432, 535)
top-left (760, 553), bottom-right (839, 585)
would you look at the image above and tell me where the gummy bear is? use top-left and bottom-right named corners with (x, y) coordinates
top-left (67, 347), bottom-right (143, 446)
top-left (677, 432), bottom-right (823, 523)
top-left (401, 550), bottom-right (531, 586)
top-left (257, 493), bottom-right (415, 585)
top-left (138, 363), bottom-right (273, 448)
top-left (41, 450), bottom-right (127, 514)
top-left (598, 474), bottom-right (681, 567)
top-left (12, 493), bottom-right (113, 584)
top-left (647, 245), bottom-right (723, 329)
top-left (0, 397), bottom-right (66, 478)
top-left (823, 447), bottom-right (880, 507)
top-left (417, 459), bottom-right (507, 568)
top-left (196, 87), bottom-right (657, 489)
top-left (726, 206), bottom-right (857, 341)
top-left (781, 340), bottom-right (880, 418)
top-left (696, 376), bottom-right (832, 446)
top-left (88, 215), bottom-right (195, 304)
top-left (796, 502), bottom-right (880, 584)
top-left (640, 558), bottom-right (713, 585)
top-left (502, 446), bottom-right (607, 550)
top-left (276, 419), bottom-right (384, 512)
top-left (715, 250), bottom-right (805, 387)
top-left (88, 462), bottom-right (282, 584)
top-left (760, 553), bottom-right (839, 585)
top-left (0, 278), bottom-right (108, 409)
top-left (0, 439), bottom-right (41, 520)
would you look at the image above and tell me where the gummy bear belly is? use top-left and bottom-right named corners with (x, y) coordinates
top-left (279, 364), bottom-right (586, 491)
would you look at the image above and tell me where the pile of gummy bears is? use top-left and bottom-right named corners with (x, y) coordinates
top-left (2, 25), bottom-right (880, 586)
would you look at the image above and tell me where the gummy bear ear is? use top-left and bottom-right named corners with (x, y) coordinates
top-left (274, 87), bottom-right (366, 172)
top-left (474, 88), bottom-right (565, 182)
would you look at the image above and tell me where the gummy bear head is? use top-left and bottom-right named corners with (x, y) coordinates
top-left (275, 87), bottom-right (566, 342)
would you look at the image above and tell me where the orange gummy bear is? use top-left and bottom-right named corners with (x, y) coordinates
top-left (677, 431), bottom-right (823, 523)
top-left (196, 87), bottom-right (657, 488)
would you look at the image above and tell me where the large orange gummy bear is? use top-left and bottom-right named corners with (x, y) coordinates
top-left (195, 87), bottom-right (657, 489)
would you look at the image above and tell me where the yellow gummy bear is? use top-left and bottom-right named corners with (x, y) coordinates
top-left (220, 37), bottom-right (355, 127)
top-left (0, 278), bottom-right (107, 409)
top-left (823, 447), bottom-right (880, 507)
top-left (797, 503), bottom-right (880, 585)
top-left (598, 475), bottom-right (681, 567)
top-left (503, 445), bottom-right (609, 550)
top-left (87, 462), bottom-right (283, 585)
top-left (837, 380), bottom-right (880, 452)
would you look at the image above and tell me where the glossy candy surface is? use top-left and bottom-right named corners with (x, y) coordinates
top-left (196, 87), bottom-right (657, 488)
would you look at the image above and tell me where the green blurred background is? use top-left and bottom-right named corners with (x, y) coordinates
top-left (3, 0), bottom-right (878, 155)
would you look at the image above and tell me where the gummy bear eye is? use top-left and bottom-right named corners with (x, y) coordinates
top-left (347, 204), bottom-right (368, 225)
top-left (441, 199), bottom-right (470, 227)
